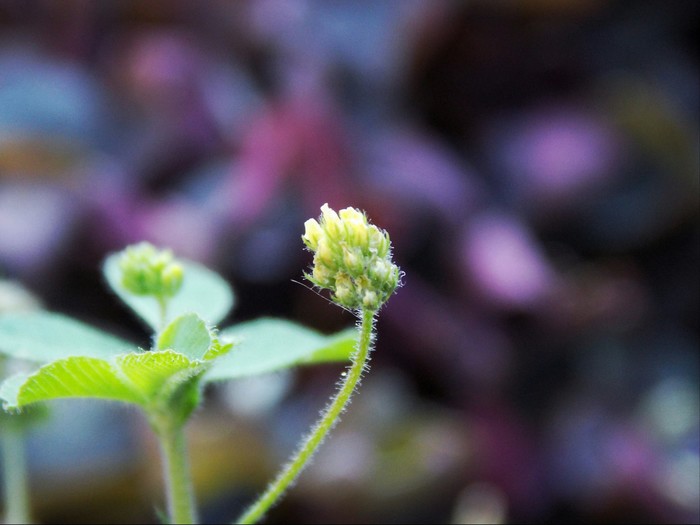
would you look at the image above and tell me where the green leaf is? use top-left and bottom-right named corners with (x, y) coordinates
top-left (0, 357), bottom-right (142, 409)
top-left (103, 254), bottom-right (234, 331)
top-left (204, 318), bottom-right (356, 382)
top-left (1, 350), bottom-right (208, 413)
top-left (156, 314), bottom-right (211, 361)
top-left (202, 339), bottom-right (233, 361)
top-left (0, 312), bottom-right (135, 363)
top-left (301, 327), bottom-right (358, 362)
top-left (117, 350), bottom-right (201, 401)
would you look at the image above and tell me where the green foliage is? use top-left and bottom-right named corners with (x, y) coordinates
top-left (0, 317), bottom-right (356, 410)
top-left (0, 350), bottom-right (210, 411)
top-left (1, 252), bottom-right (354, 413)
top-left (0, 314), bottom-right (221, 414)
top-left (202, 338), bottom-right (233, 361)
top-left (1, 356), bottom-right (142, 408)
top-left (0, 312), bottom-right (134, 362)
top-left (0, 241), bottom-right (364, 525)
top-left (157, 313), bottom-right (212, 361)
top-left (117, 350), bottom-right (203, 404)
top-left (205, 318), bottom-right (356, 382)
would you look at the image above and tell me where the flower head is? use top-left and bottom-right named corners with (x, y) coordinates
top-left (118, 242), bottom-right (184, 299)
top-left (302, 204), bottom-right (401, 311)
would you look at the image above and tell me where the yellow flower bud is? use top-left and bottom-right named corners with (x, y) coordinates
top-left (316, 238), bottom-right (336, 268)
top-left (370, 258), bottom-right (390, 283)
top-left (312, 262), bottom-right (333, 287)
top-left (342, 248), bottom-right (363, 275)
top-left (321, 203), bottom-right (343, 240)
top-left (302, 218), bottom-right (323, 251)
top-left (302, 204), bottom-right (401, 312)
top-left (339, 207), bottom-right (368, 247)
top-left (338, 207), bottom-right (365, 223)
top-left (334, 272), bottom-right (356, 306)
top-left (367, 225), bottom-right (389, 257)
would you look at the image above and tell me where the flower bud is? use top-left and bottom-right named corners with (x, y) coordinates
top-left (334, 272), bottom-right (355, 307)
top-left (343, 248), bottom-right (364, 275)
top-left (316, 238), bottom-right (336, 268)
top-left (362, 291), bottom-right (378, 310)
top-left (302, 204), bottom-right (401, 311)
top-left (312, 262), bottom-right (334, 288)
top-left (321, 203), bottom-right (343, 240)
top-left (370, 258), bottom-right (390, 283)
top-left (340, 207), bottom-right (368, 246)
top-left (368, 225), bottom-right (389, 258)
top-left (118, 242), bottom-right (184, 299)
top-left (302, 218), bottom-right (323, 251)
top-left (161, 264), bottom-right (184, 297)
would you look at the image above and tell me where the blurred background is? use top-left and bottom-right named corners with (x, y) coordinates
top-left (0, 0), bottom-right (698, 523)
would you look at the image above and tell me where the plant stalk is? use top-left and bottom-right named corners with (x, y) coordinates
top-left (157, 297), bottom-right (168, 332)
top-left (156, 421), bottom-right (197, 524)
top-left (1, 429), bottom-right (31, 524)
top-left (236, 308), bottom-right (376, 524)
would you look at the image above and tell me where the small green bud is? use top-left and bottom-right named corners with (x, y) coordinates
top-left (302, 203), bottom-right (401, 312)
top-left (118, 242), bottom-right (184, 299)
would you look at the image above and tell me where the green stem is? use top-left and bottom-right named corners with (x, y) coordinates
top-left (157, 297), bottom-right (168, 332)
top-left (1, 429), bottom-right (31, 524)
top-left (236, 308), bottom-right (376, 524)
top-left (155, 421), bottom-right (197, 524)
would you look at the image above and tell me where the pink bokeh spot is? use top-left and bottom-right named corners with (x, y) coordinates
top-left (500, 107), bottom-right (621, 209)
top-left (462, 212), bottom-right (556, 309)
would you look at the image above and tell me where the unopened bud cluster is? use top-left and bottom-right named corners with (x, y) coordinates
top-left (302, 204), bottom-right (400, 311)
top-left (118, 242), bottom-right (184, 299)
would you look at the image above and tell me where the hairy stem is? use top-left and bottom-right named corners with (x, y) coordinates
top-left (155, 420), bottom-right (197, 524)
top-left (1, 429), bottom-right (31, 524)
top-left (236, 308), bottom-right (375, 524)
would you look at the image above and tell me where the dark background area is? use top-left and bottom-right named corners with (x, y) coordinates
top-left (0, 1), bottom-right (698, 523)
